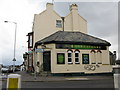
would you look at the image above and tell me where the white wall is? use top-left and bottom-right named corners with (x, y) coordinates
top-left (64, 4), bottom-right (87, 33)
top-left (50, 45), bottom-right (112, 73)
top-left (33, 3), bottom-right (62, 46)
top-left (33, 3), bottom-right (87, 47)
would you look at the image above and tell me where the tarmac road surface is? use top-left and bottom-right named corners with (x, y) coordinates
top-left (2, 78), bottom-right (114, 89)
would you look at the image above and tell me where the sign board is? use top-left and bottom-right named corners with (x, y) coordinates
top-left (28, 51), bottom-right (33, 54)
top-left (35, 48), bottom-right (44, 53)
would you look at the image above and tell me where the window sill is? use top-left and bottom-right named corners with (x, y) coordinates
top-left (92, 63), bottom-right (96, 64)
top-left (68, 62), bottom-right (73, 64)
top-left (83, 63), bottom-right (90, 65)
top-left (98, 62), bottom-right (102, 64)
top-left (75, 62), bottom-right (80, 64)
top-left (56, 26), bottom-right (62, 28)
top-left (57, 63), bottom-right (65, 65)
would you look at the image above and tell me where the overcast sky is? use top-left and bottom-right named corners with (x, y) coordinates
top-left (0, 0), bottom-right (118, 65)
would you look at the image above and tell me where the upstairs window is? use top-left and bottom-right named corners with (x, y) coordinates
top-left (67, 50), bottom-right (73, 64)
top-left (56, 20), bottom-right (62, 28)
top-left (29, 35), bottom-right (32, 47)
top-left (27, 32), bottom-right (33, 48)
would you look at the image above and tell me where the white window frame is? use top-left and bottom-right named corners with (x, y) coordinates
top-left (68, 50), bottom-right (73, 64)
top-left (29, 35), bottom-right (32, 47)
top-left (91, 50), bottom-right (96, 64)
top-left (97, 51), bottom-right (102, 64)
top-left (75, 51), bottom-right (80, 64)
top-left (56, 20), bottom-right (62, 28)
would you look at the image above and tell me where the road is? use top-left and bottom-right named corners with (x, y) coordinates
top-left (2, 79), bottom-right (114, 89)
top-left (0, 81), bottom-right (2, 90)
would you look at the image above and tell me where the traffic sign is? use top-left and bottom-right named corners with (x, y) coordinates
top-left (28, 51), bottom-right (33, 54)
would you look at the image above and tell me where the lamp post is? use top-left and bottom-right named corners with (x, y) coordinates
top-left (4, 21), bottom-right (17, 72)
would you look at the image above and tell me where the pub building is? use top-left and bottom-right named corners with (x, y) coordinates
top-left (24, 3), bottom-right (115, 74)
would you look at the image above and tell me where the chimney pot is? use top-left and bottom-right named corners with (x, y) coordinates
top-left (70, 4), bottom-right (78, 11)
top-left (46, 3), bottom-right (53, 10)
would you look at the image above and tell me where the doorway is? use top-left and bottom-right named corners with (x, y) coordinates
top-left (43, 51), bottom-right (51, 71)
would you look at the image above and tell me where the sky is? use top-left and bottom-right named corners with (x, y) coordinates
top-left (0, 0), bottom-right (118, 65)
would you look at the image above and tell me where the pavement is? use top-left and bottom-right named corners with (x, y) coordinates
top-left (7, 71), bottom-right (114, 82)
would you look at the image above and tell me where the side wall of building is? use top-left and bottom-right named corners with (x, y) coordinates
top-left (33, 3), bottom-right (87, 47)
top-left (64, 13), bottom-right (87, 33)
top-left (33, 4), bottom-right (62, 46)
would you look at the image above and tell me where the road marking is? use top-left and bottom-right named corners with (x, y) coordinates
top-left (65, 77), bottom-right (88, 80)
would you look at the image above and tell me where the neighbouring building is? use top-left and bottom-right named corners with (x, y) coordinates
top-left (24, 3), bottom-right (116, 74)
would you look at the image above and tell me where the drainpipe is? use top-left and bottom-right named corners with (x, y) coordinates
top-left (61, 17), bottom-right (64, 31)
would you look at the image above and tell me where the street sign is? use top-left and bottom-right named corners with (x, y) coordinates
top-left (35, 48), bottom-right (44, 53)
top-left (28, 51), bottom-right (33, 54)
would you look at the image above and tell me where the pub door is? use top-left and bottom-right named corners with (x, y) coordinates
top-left (43, 51), bottom-right (51, 71)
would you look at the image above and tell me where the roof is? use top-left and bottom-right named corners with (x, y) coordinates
top-left (26, 32), bottom-right (33, 36)
top-left (35, 31), bottom-right (111, 46)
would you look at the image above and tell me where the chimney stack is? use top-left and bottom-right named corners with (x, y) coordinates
top-left (70, 4), bottom-right (78, 11)
top-left (46, 3), bottom-right (53, 10)
top-left (69, 4), bottom-right (79, 31)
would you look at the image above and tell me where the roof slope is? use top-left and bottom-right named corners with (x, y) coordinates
top-left (36, 31), bottom-right (111, 46)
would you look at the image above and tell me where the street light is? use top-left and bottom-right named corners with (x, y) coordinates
top-left (4, 20), bottom-right (17, 72)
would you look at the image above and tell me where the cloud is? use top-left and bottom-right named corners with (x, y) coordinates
top-left (0, 0), bottom-right (42, 65)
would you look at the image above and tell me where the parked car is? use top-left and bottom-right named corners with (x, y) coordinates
top-left (1, 67), bottom-right (9, 73)
top-left (15, 68), bottom-right (20, 71)
top-left (8, 67), bottom-right (13, 73)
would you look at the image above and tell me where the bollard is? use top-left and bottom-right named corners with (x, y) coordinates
top-left (113, 65), bottom-right (120, 90)
top-left (7, 74), bottom-right (21, 90)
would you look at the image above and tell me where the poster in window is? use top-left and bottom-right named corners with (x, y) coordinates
top-left (82, 54), bottom-right (89, 64)
top-left (57, 53), bottom-right (65, 64)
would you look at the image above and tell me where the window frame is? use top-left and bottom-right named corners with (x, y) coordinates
top-left (28, 33), bottom-right (33, 48)
top-left (56, 20), bottom-right (62, 28)
top-left (91, 50), bottom-right (96, 64)
top-left (67, 50), bottom-right (73, 64)
top-left (57, 53), bottom-right (65, 64)
top-left (97, 50), bottom-right (102, 64)
top-left (82, 54), bottom-right (89, 64)
top-left (75, 51), bottom-right (80, 64)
